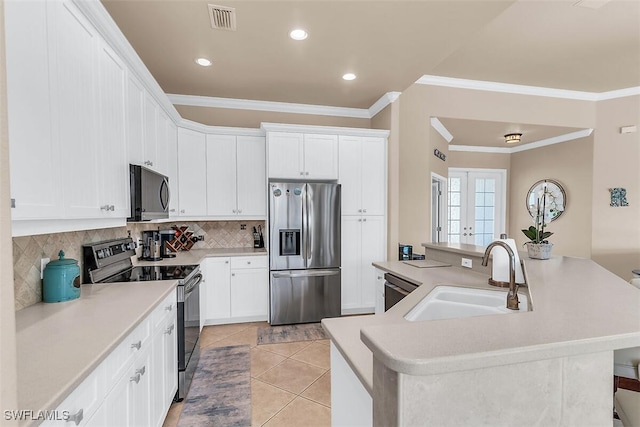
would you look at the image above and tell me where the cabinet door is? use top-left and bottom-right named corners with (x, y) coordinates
top-left (177, 128), bottom-right (207, 216)
top-left (126, 74), bottom-right (145, 166)
top-left (162, 318), bottom-right (178, 410)
top-left (360, 216), bottom-right (386, 309)
top-left (166, 120), bottom-right (179, 217)
top-left (155, 110), bottom-right (170, 175)
top-left (303, 134), bottom-right (338, 180)
top-left (143, 92), bottom-right (157, 169)
top-left (338, 136), bottom-right (362, 215)
top-left (230, 269), bottom-right (268, 319)
top-left (204, 258), bottom-right (231, 321)
top-left (267, 132), bottom-right (303, 179)
top-left (129, 351), bottom-right (152, 427)
top-left (340, 216), bottom-right (362, 312)
top-left (206, 134), bottom-right (237, 216)
top-left (374, 268), bottom-right (386, 315)
top-left (97, 41), bottom-right (129, 218)
top-left (52, 0), bottom-right (101, 218)
top-left (236, 136), bottom-right (266, 217)
top-left (5, 0), bottom-right (63, 219)
top-left (150, 317), bottom-right (177, 427)
top-left (361, 137), bottom-right (386, 216)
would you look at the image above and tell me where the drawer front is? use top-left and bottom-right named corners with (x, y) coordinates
top-left (230, 256), bottom-right (268, 270)
top-left (104, 317), bottom-right (151, 386)
top-left (152, 291), bottom-right (177, 329)
top-left (41, 363), bottom-right (106, 427)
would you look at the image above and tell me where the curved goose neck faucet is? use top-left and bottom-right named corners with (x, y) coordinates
top-left (482, 241), bottom-right (520, 310)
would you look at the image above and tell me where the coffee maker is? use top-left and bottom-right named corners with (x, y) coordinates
top-left (141, 230), bottom-right (162, 261)
top-left (159, 229), bottom-right (176, 258)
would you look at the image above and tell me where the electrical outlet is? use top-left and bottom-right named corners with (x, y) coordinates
top-left (40, 257), bottom-right (50, 279)
top-left (461, 258), bottom-right (472, 268)
top-left (240, 224), bottom-right (246, 230)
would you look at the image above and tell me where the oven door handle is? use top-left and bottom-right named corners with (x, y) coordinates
top-left (184, 273), bottom-right (203, 296)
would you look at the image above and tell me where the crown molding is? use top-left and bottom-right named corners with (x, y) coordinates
top-left (178, 119), bottom-right (265, 136)
top-left (416, 74), bottom-right (640, 101)
top-left (430, 117), bottom-right (453, 143)
top-left (261, 122), bottom-right (390, 138)
top-left (448, 128), bottom-right (593, 154)
top-left (369, 92), bottom-right (402, 117)
top-left (168, 94), bottom-right (371, 119)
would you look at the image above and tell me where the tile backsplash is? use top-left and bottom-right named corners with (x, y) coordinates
top-left (12, 220), bottom-right (265, 311)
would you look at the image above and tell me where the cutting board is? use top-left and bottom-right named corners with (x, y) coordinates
top-left (402, 260), bottom-right (451, 268)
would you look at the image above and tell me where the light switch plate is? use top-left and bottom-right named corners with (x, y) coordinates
top-left (40, 258), bottom-right (50, 279)
top-left (461, 258), bottom-right (472, 268)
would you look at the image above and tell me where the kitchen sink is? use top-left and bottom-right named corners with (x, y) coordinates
top-left (404, 285), bottom-right (529, 322)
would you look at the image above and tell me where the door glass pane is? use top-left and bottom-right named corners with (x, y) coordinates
top-left (447, 177), bottom-right (462, 243)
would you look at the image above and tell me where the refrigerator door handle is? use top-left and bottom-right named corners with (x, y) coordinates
top-left (272, 270), bottom-right (340, 279)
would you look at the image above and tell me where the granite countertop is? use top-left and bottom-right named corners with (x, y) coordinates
top-left (322, 255), bottom-right (640, 395)
top-left (15, 247), bottom-right (268, 421)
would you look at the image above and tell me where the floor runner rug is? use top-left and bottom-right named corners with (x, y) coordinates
top-left (257, 323), bottom-right (328, 345)
top-left (177, 345), bottom-right (251, 427)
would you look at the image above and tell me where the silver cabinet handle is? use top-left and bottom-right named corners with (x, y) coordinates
top-left (136, 366), bottom-right (146, 377)
top-left (300, 171), bottom-right (304, 175)
top-left (377, 275), bottom-right (382, 280)
top-left (363, 218), bottom-right (367, 222)
top-left (170, 209), bottom-right (176, 212)
top-left (358, 209), bottom-right (362, 213)
top-left (144, 160), bottom-right (153, 166)
top-left (180, 209), bottom-right (185, 214)
top-left (305, 171), bottom-right (309, 175)
top-left (66, 408), bottom-right (83, 425)
top-left (165, 304), bottom-right (173, 311)
top-left (238, 209), bottom-right (242, 213)
top-left (246, 261), bottom-right (251, 265)
top-left (164, 324), bottom-right (175, 335)
top-left (232, 209), bottom-right (237, 213)
top-left (225, 260), bottom-right (229, 264)
top-left (130, 373), bottom-right (141, 384)
top-left (100, 205), bottom-right (114, 211)
top-left (231, 273), bottom-right (235, 277)
top-left (358, 218), bottom-right (362, 222)
top-left (131, 340), bottom-right (141, 350)
top-left (362, 209), bottom-right (367, 213)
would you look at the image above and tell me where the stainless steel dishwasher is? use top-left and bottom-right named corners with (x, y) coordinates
top-left (384, 273), bottom-right (418, 311)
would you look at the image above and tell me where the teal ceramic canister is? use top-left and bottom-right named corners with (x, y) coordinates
top-left (43, 250), bottom-right (81, 303)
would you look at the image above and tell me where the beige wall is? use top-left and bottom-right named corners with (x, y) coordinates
top-left (176, 105), bottom-right (371, 129)
top-left (509, 137), bottom-right (594, 258)
top-left (0, 0), bottom-right (19, 418)
top-left (372, 102), bottom-right (400, 260)
top-left (592, 96), bottom-right (640, 280)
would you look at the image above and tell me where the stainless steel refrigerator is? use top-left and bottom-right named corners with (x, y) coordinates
top-left (269, 182), bottom-right (341, 325)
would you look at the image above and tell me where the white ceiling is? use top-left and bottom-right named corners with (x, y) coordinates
top-left (101, 0), bottom-right (639, 145)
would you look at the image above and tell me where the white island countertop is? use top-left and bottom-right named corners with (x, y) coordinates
top-left (322, 256), bottom-right (640, 394)
top-left (15, 246), bottom-right (267, 424)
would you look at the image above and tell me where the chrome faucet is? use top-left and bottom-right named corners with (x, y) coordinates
top-left (482, 241), bottom-right (520, 310)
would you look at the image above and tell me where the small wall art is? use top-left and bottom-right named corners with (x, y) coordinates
top-left (609, 188), bottom-right (629, 207)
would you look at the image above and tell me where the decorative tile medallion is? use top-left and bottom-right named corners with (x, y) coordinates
top-left (609, 188), bottom-right (629, 207)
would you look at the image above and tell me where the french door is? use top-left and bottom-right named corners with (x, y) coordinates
top-left (448, 169), bottom-right (506, 246)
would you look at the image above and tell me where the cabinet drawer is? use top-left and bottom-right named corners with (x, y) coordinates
top-left (41, 363), bottom-right (106, 427)
top-left (104, 317), bottom-right (151, 386)
top-left (230, 256), bottom-right (267, 270)
top-left (151, 291), bottom-right (177, 329)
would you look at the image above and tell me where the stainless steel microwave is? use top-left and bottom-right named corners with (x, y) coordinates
top-left (128, 164), bottom-right (170, 221)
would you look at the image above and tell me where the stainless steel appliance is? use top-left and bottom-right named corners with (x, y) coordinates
top-left (82, 238), bottom-right (201, 401)
top-left (384, 273), bottom-right (418, 311)
top-left (269, 182), bottom-right (341, 325)
top-left (128, 164), bottom-right (170, 221)
top-left (160, 229), bottom-right (177, 258)
top-left (142, 230), bottom-right (162, 261)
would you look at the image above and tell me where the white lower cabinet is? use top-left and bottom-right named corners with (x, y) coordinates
top-left (341, 216), bottom-right (386, 314)
top-left (331, 343), bottom-right (372, 427)
top-left (374, 268), bottom-right (386, 314)
top-left (43, 292), bottom-right (177, 427)
top-left (203, 256), bottom-right (268, 325)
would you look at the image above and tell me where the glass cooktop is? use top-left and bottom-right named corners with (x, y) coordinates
top-left (102, 264), bottom-right (199, 283)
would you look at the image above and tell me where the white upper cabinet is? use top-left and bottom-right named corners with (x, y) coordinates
top-left (206, 134), bottom-right (266, 218)
top-left (97, 41), bottom-right (129, 218)
top-left (267, 132), bottom-right (338, 180)
top-left (143, 92), bottom-right (158, 170)
top-left (126, 74), bottom-right (145, 167)
top-left (5, 0), bottom-right (62, 219)
top-left (339, 136), bottom-right (386, 216)
top-left (51, 0), bottom-right (101, 219)
top-left (165, 120), bottom-right (179, 217)
top-left (177, 128), bottom-right (207, 217)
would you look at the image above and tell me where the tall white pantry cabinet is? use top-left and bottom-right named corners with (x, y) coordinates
top-left (263, 124), bottom-right (389, 315)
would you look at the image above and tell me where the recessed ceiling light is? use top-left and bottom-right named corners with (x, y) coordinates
top-left (289, 29), bottom-right (308, 40)
top-left (342, 73), bottom-right (356, 81)
top-left (195, 58), bottom-right (212, 67)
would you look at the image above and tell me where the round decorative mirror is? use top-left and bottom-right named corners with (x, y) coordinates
top-left (526, 179), bottom-right (566, 222)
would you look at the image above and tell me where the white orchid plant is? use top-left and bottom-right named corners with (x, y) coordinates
top-left (522, 187), bottom-right (555, 244)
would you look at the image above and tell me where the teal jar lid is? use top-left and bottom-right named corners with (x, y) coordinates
top-left (47, 250), bottom-right (78, 267)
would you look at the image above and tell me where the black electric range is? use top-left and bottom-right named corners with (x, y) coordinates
top-left (101, 264), bottom-right (199, 283)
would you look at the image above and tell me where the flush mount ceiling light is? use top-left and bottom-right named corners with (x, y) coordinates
top-left (342, 73), bottom-right (356, 81)
top-left (195, 58), bottom-right (213, 67)
top-left (289, 29), bottom-right (308, 40)
top-left (504, 133), bottom-right (522, 144)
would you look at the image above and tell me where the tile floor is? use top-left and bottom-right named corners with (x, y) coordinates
top-left (162, 322), bottom-right (331, 427)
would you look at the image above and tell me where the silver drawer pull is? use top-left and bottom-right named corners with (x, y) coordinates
top-left (165, 305), bottom-right (173, 312)
top-left (131, 340), bottom-right (142, 350)
top-left (66, 408), bottom-right (83, 425)
top-left (130, 373), bottom-right (141, 384)
top-left (136, 366), bottom-right (146, 376)
top-left (164, 324), bottom-right (175, 335)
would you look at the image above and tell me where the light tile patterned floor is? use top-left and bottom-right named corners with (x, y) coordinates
top-left (162, 322), bottom-right (331, 427)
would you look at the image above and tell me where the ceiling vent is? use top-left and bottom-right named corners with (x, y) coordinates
top-left (208, 4), bottom-right (237, 31)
